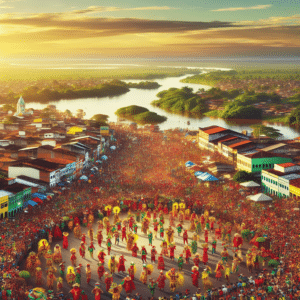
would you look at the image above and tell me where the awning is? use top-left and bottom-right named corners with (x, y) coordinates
top-left (247, 193), bottom-right (273, 202)
top-left (194, 171), bottom-right (204, 177)
top-left (101, 155), bottom-right (108, 160)
top-left (80, 175), bottom-right (88, 181)
top-left (197, 172), bottom-right (219, 181)
top-left (185, 161), bottom-right (195, 167)
top-left (27, 200), bottom-right (38, 207)
top-left (240, 181), bottom-right (260, 187)
top-left (32, 197), bottom-right (43, 204)
top-left (31, 193), bottom-right (47, 200)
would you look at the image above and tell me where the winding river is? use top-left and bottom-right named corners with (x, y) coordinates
top-left (27, 74), bottom-right (300, 139)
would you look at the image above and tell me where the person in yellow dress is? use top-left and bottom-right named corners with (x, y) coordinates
top-left (109, 282), bottom-right (123, 300)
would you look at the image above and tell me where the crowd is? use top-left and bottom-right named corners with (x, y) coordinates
top-left (0, 126), bottom-right (299, 300)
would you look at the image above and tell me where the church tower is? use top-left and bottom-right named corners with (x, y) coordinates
top-left (16, 96), bottom-right (25, 115)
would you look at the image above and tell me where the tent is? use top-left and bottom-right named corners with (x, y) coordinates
top-left (32, 197), bottom-right (43, 204)
top-left (197, 172), bottom-right (219, 181)
top-left (185, 161), bottom-right (195, 168)
top-left (80, 175), bottom-right (88, 181)
top-left (110, 146), bottom-right (116, 150)
top-left (27, 200), bottom-right (38, 207)
top-left (31, 193), bottom-right (47, 200)
top-left (194, 171), bottom-right (204, 177)
top-left (101, 155), bottom-right (108, 160)
top-left (96, 160), bottom-right (102, 164)
top-left (247, 193), bottom-right (273, 202)
top-left (240, 181), bottom-right (260, 187)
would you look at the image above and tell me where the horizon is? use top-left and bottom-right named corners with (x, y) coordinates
top-left (0, 0), bottom-right (299, 59)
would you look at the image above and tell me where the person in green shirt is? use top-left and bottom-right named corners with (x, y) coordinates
top-left (148, 231), bottom-right (153, 246)
top-left (177, 254), bottom-right (184, 271)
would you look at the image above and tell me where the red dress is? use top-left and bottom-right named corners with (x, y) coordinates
top-left (70, 287), bottom-right (82, 300)
top-left (215, 263), bottom-right (224, 278)
top-left (157, 274), bottom-right (166, 289)
top-left (118, 256), bottom-right (126, 272)
top-left (105, 276), bottom-right (113, 292)
top-left (191, 270), bottom-right (199, 287)
top-left (53, 225), bottom-right (62, 239)
top-left (169, 246), bottom-right (176, 259)
top-left (202, 247), bottom-right (208, 264)
top-left (98, 252), bottom-right (106, 263)
top-left (158, 256), bottom-right (165, 270)
top-left (98, 265), bottom-right (105, 279)
top-left (123, 278), bottom-right (136, 293)
top-left (63, 236), bottom-right (68, 249)
top-left (131, 244), bottom-right (139, 257)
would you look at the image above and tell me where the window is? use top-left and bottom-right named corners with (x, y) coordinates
top-left (1, 202), bottom-right (8, 209)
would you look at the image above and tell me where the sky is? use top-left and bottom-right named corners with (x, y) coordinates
top-left (0, 0), bottom-right (299, 58)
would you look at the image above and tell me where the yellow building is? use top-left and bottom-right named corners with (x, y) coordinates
top-left (0, 190), bottom-right (11, 219)
top-left (290, 178), bottom-right (300, 199)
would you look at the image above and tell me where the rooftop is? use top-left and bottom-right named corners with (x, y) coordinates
top-left (203, 127), bottom-right (228, 135)
top-left (243, 150), bottom-right (291, 159)
top-left (276, 162), bottom-right (296, 168)
top-left (290, 178), bottom-right (300, 188)
top-left (228, 140), bottom-right (253, 149)
top-left (16, 175), bottom-right (48, 186)
top-left (0, 190), bottom-right (13, 198)
top-left (262, 143), bottom-right (287, 152)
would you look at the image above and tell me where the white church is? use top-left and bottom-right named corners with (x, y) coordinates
top-left (14, 96), bottom-right (32, 117)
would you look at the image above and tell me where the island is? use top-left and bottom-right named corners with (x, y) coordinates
top-left (126, 81), bottom-right (161, 89)
top-left (151, 87), bottom-right (208, 116)
top-left (115, 105), bottom-right (167, 125)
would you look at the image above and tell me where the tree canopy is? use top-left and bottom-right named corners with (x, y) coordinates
top-left (151, 87), bottom-right (207, 116)
top-left (250, 125), bottom-right (283, 140)
top-left (220, 103), bottom-right (262, 119)
top-left (233, 170), bottom-right (257, 183)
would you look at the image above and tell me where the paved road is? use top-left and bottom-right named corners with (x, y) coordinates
top-left (24, 213), bottom-right (255, 299)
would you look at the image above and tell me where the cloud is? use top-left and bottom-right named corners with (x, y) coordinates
top-left (69, 6), bottom-right (176, 15)
top-left (237, 14), bottom-right (300, 26)
top-left (212, 4), bottom-right (272, 12)
top-left (0, 13), bottom-right (239, 34)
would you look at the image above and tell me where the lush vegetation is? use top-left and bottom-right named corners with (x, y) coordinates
top-left (151, 87), bottom-right (207, 116)
top-left (85, 114), bottom-right (109, 127)
top-left (233, 170), bottom-right (257, 183)
top-left (126, 81), bottom-right (161, 89)
top-left (287, 106), bottom-right (300, 126)
top-left (115, 105), bottom-right (167, 125)
top-left (21, 83), bottom-right (129, 103)
top-left (0, 65), bottom-right (201, 82)
top-left (182, 69), bottom-right (300, 85)
top-left (220, 102), bottom-right (262, 119)
top-left (250, 125), bottom-right (283, 140)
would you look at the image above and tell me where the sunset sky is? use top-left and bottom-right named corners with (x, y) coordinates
top-left (0, 0), bottom-right (299, 58)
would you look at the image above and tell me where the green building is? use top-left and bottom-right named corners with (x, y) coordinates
top-left (0, 179), bottom-right (31, 217)
top-left (237, 150), bottom-right (293, 173)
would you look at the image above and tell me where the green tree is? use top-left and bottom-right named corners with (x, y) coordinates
top-left (287, 107), bottom-right (300, 126)
top-left (233, 171), bottom-right (254, 183)
top-left (250, 125), bottom-right (283, 140)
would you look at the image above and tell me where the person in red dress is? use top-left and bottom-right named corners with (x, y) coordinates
top-left (183, 230), bottom-right (188, 245)
top-left (193, 253), bottom-right (201, 267)
top-left (156, 270), bottom-right (166, 291)
top-left (98, 249), bottom-right (106, 263)
top-left (69, 283), bottom-right (82, 300)
top-left (122, 226), bottom-right (127, 242)
top-left (63, 232), bottom-right (69, 250)
top-left (53, 225), bottom-right (63, 239)
top-left (204, 228), bottom-right (209, 243)
top-left (97, 230), bottom-right (103, 247)
top-left (81, 233), bottom-right (86, 245)
top-left (70, 248), bottom-right (77, 266)
top-left (131, 243), bottom-right (139, 257)
top-left (128, 262), bottom-right (136, 280)
top-left (191, 266), bottom-right (200, 287)
top-left (169, 243), bottom-right (176, 260)
top-left (157, 254), bottom-right (165, 270)
top-left (79, 242), bottom-right (85, 258)
top-left (97, 262), bottom-right (105, 281)
top-left (104, 272), bottom-right (113, 292)
top-left (92, 282), bottom-right (103, 300)
top-left (122, 275), bottom-right (136, 295)
top-left (151, 246), bottom-right (157, 263)
top-left (118, 255), bottom-right (126, 273)
top-left (202, 243), bottom-right (209, 265)
top-left (214, 260), bottom-right (224, 281)
top-left (183, 245), bottom-right (192, 263)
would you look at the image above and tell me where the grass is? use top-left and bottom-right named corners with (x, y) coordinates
top-left (203, 110), bottom-right (220, 117)
top-left (262, 115), bottom-right (288, 123)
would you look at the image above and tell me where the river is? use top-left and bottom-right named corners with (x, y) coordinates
top-left (27, 74), bottom-right (300, 139)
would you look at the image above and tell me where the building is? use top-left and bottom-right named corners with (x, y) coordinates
top-left (0, 178), bottom-right (31, 217)
top-left (261, 163), bottom-right (300, 197)
top-left (198, 126), bottom-right (251, 160)
top-left (0, 190), bottom-right (11, 218)
top-left (237, 150), bottom-right (293, 173)
top-left (8, 158), bottom-right (67, 187)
